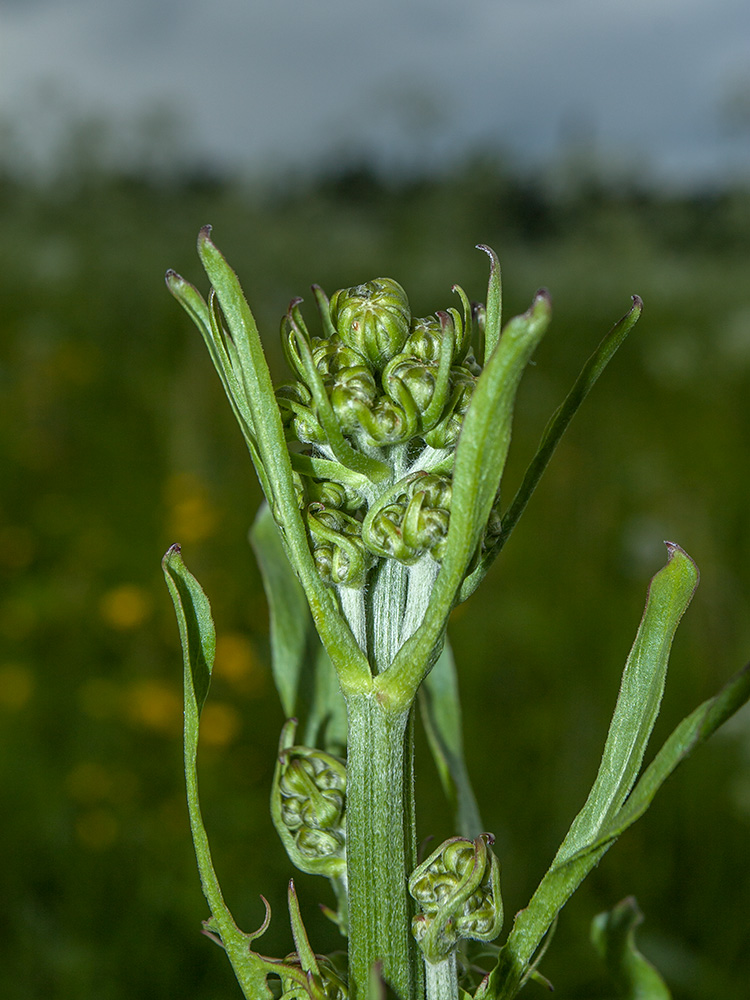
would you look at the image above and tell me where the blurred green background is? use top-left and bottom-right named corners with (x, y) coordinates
top-left (1, 132), bottom-right (750, 1000)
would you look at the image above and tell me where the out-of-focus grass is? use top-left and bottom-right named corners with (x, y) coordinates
top-left (1, 154), bottom-right (749, 999)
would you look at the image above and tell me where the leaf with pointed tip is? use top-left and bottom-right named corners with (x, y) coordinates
top-left (484, 545), bottom-right (702, 998)
top-left (162, 543), bottom-right (215, 715)
top-left (591, 897), bottom-right (672, 999)
top-left (476, 245), bottom-right (502, 364)
top-left (556, 543), bottom-right (698, 862)
top-left (383, 292), bottom-right (550, 707)
top-left (460, 295), bottom-right (642, 603)
top-left (196, 227), bottom-right (301, 519)
top-left (419, 639), bottom-right (484, 838)
top-left (488, 661), bottom-right (750, 1000)
top-left (186, 228), bottom-right (370, 694)
top-left (166, 272), bottom-right (258, 458)
top-left (162, 544), bottom-right (273, 1000)
top-left (287, 881), bottom-right (321, 976)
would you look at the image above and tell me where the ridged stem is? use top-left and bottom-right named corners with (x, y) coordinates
top-left (425, 955), bottom-right (459, 1000)
top-left (345, 693), bottom-right (421, 1000)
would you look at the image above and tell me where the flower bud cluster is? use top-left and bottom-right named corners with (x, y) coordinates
top-left (276, 277), bottom-right (496, 589)
top-left (304, 503), bottom-right (374, 589)
top-left (363, 471), bottom-right (452, 564)
top-left (278, 282), bottom-right (479, 454)
top-left (408, 834), bottom-right (503, 963)
top-left (273, 736), bottom-right (347, 878)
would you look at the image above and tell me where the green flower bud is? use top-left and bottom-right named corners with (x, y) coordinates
top-left (276, 382), bottom-right (329, 446)
top-left (329, 278), bottom-right (411, 370)
top-left (408, 834), bottom-right (503, 964)
top-left (277, 381), bottom-right (312, 428)
top-left (305, 504), bottom-right (373, 588)
top-left (354, 394), bottom-right (418, 447)
top-left (403, 282), bottom-right (474, 367)
top-left (271, 721), bottom-right (347, 878)
top-left (311, 335), bottom-right (368, 378)
top-left (404, 315), bottom-right (444, 363)
top-left (329, 365), bottom-right (379, 436)
top-left (382, 354), bottom-right (440, 417)
top-left (362, 472), bottom-right (452, 564)
top-left (300, 477), bottom-right (365, 514)
top-left (423, 367), bottom-right (477, 449)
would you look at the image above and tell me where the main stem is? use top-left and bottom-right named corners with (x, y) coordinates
top-left (345, 692), bottom-right (421, 1000)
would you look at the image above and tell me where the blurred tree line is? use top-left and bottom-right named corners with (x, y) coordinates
top-left (1, 128), bottom-right (749, 999)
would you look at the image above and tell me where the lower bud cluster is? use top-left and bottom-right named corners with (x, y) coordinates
top-left (409, 834), bottom-right (503, 964)
top-left (272, 722), bottom-right (347, 879)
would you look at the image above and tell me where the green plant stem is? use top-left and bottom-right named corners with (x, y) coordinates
top-left (184, 705), bottom-right (269, 999)
top-left (425, 955), bottom-right (459, 1000)
top-left (345, 693), bottom-right (421, 1000)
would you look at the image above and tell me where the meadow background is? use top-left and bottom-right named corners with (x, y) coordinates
top-left (1, 120), bottom-right (750, 1000)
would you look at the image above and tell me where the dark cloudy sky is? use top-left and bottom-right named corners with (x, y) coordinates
top-left (2, 0), bottom-right (750, 183)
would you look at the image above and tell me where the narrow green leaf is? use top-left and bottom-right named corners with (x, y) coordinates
top-left (162, 544), bottom-right (273, 1000)
top-left (419, 639), bottom-right (484, 838)
top-left (556, 542), bottom-right (698, 862)
top-left (250, 503), bottom-right (347, 753)
top-left (162, 542), bottom-right (215, 715)
top-left (289, 451), bottom-right (372, 496)
top-left (483, 545), bottom-right (702, 999)
top-left (287, 880), bottom-right (321, 976)
top-left (197, 227), bottom-right (299, 517)
top-left (487, 658), bottom-right (750, 1000)
top-left (250, 504), bottom-right (310, 718)
top-left (592, 659), bottom-right (750, 852)
top-left (460, 295), bottom-right (642, 603)
top-left (591, 897), bottom-right (672, 999)
top-left (483, 666), bottom-right (750, 995)
top-left (420, 312), bottom-right (457, 431)
top-left (383, 292), bottom-right (550, 706)
top-left (166, 272), bottom-right (258, 451)
top-left (304, 640), bottom-right (348, 755)
top-left (438, 290), bottom-right (550, 602)
top-left (476, 246), bottom-right (502, 364)
top-left (194, 228), bottom-right (372, 694)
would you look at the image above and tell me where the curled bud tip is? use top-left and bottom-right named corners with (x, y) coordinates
top-left (197, 224), bottom-right (213, 248)
top-left (632, 294), bottom-right (644, 312)
top-left (476, 243), bottom-right (501, 271)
